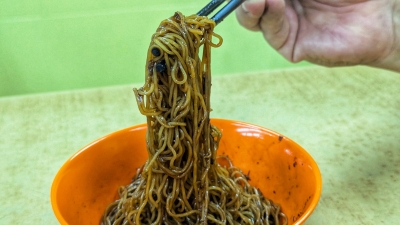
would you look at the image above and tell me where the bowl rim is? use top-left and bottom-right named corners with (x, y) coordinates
top-left (51, 118), bottom-right (322, 225)
top-left (50, 122), bottom-right (150, 225)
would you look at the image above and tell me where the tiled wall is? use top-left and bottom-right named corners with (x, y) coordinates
top-left (0, 0), bottom-right (309, 96)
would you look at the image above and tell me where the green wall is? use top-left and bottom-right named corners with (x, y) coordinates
top-left (0, 0), bottom-right (309, 97)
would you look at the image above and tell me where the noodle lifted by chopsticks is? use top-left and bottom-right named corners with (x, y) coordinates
top-left (101, 12), bottom-right (287, 225)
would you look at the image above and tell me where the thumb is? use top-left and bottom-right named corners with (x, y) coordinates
top-left (236, 0), bottom-right (267, 31)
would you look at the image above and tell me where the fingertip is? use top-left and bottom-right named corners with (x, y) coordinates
top-left (242, 0), bottom-right (266, 18)
top-left (236, 0), bottom-right (266, 31)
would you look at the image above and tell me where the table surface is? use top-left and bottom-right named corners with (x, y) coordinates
top-left (1, 66), bottom-right (399, 224)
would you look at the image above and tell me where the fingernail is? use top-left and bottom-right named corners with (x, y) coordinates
top-left (242, 0), bottom-right (263, 13)
top-left (242, 2), bottom-right (249, 12)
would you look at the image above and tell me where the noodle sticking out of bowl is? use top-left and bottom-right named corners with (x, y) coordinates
top-left (101, 12), bottom-right (288, 225)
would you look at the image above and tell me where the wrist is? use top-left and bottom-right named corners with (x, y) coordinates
top-left (372, 1), bottom-right (400, 72)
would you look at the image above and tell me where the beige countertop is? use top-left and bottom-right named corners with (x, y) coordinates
top-left (1, 66), bottom-right (399, 224)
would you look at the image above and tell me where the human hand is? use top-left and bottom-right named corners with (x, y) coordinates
top-left (236, 0), bottom-right (400, 72)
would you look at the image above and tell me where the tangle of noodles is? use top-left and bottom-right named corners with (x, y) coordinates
top-left (101, 12), bottom-right (288, 225)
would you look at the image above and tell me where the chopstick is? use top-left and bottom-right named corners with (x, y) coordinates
top-left (197, 0), bottom-right (245, 24)
top-left (197, 0), bottom-right (225, 17)
top-left (211, 0), bottom-right (245, 24)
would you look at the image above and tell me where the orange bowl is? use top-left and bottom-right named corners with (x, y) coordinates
top-left (51, 119), bottom-right (322, 225)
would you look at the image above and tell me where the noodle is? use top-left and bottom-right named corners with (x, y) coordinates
top-left (101, 12), bottom-right (287, 225)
